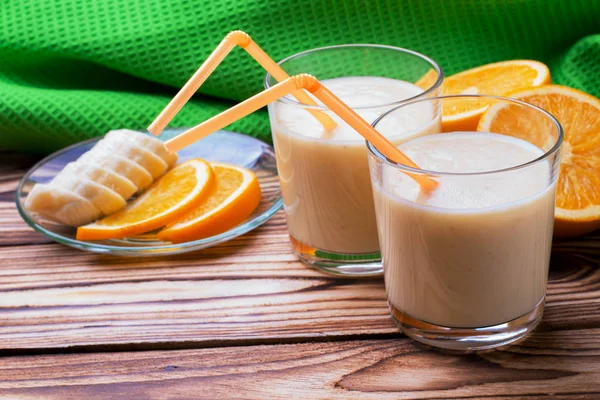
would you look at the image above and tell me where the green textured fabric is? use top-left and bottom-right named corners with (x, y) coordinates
top-left (1, 0), bottom-right (599, 154)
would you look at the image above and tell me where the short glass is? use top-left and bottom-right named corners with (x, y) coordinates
top-left (264, 44), bottom-right (443, 277)
top-left (368, 95), bottom-right (563, 351)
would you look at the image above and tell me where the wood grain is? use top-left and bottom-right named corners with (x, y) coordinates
top-left (0, 152), bottom-right (50, 245)
top-left (0, 225), bottom-right (598, 352)
top-left (0, 233), bottom-right (398, 352)
top-left (2, 150), bottom-right (600, 397)
top-left (0, 336), bottom-right (598, 399)
top-left (1, 153), bottom-right (600, 353)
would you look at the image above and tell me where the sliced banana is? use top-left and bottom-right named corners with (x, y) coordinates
top-left (106, 129), bottom-right (178, 167)
top-left (59, 162), bottom-right (137, 200)
top-left (50, 174), bottom-right (126, 215)
top-left (78, 151), bottom-right (153, 192)
top-left (25, 129), bottom-right (182, 228)
top-left (25, 184), bottom-right (102, 226)
top-left (95, 139), bottom-right (168, 179)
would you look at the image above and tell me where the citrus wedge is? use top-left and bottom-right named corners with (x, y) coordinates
top-left (158, 162), bottom-right (261, 244)
top-left (442, 60), bottom-right (551, 132)
top-left (414, 69), bottom-right (439, 91)
top-left (478, 85), bottom-right (600, 237)
top-left (76, 159), bottom-right (214, 240)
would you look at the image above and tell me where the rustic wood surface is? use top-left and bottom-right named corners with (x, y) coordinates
top-left (1, 152), bottom-right (599, 398)
top-left (1, 336), bottom-right (599, 399)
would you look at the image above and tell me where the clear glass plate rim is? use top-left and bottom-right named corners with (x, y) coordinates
top-left (15, 133), bottom-right (283, 254)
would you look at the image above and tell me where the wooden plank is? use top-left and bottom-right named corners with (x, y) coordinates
top-left (1, 152), bottom-right (600, 354)
top-left (0, 202), bottom-right (52, 245)
top-left (0, 230), bottom-right (598, 351)
top-left (0, 336), bottom-right (598, 399)
top-left (0, 152), bottom-right (50, 245)
top-left (0, 242), bottom-right (397, 351)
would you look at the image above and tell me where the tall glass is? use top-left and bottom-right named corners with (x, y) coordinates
top-left (368, 95), bottom-right (563, 351)
top-left (264, 45), bottom-right (443, 277)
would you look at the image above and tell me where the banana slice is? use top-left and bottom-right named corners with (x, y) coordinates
top-left (25, 184), bottom-right (102, 226)
top-left (106, 129), bottom-right (178, 167)
top-left (50, 174), bottom-right (126, 215)
top-left (59, 162), bottom-right (137, 200)
top-left (96, 135), bottom-right (168, 179)
top-left (24, 129), bottom-right (180, 228)
top-left (78, 151), bottom-right (153, 192)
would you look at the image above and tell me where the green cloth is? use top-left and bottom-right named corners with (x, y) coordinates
top-left (1, 0), bottom-right (599, 154)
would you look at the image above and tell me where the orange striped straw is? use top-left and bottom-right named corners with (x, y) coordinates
top-left (147, 30), bottom-right (336, 136)
top-left (164, 74), bottom-right (438, 193)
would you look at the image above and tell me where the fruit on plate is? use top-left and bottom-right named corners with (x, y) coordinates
top-left (94, 138), bottom-right (169, 179)
top-left (158, 162), bottom-right (261, 243)
top-left (478, 85), bottom-right (600, 237)
top-left (105, 129), bottom-right (178, 167)
top-left (25, 185), bottom-right (103, 227)
top-left (49, 173), bottom-right (126, 215)
top-left (76, 159), bottom-right (214, 240)
top-left (78, 151), bottom-right (154, 192)
top-left (59, 162), bottom-right (138, 200)
top-left (25, 129), bottom-right (178, 226)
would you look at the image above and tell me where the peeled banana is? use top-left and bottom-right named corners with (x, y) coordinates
top-left (78, 151), bottom-right (154, 191)
top-left (25, 130), bottom-right (178, 227)
top-left (49, 174), bottom-right (126, 215)
top-left (25, 185), bottom-right (103, 227)
top-left (106, 129), bottom-right (178, 168)
top-left (59, 162), bottom-right (138, 200)
top-left (94, 138), bottom-right (169, 179)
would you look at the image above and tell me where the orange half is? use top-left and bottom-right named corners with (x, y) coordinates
top-left (442, 60), bottom-right (551, 132)
top-left (478, 85), bottom-right (600, 237)
top-left (414, 68), bottom-right (439, 91)
top-left (76, 159), bottom-right (214, 240)
top-left (158, 162), bottom-right (261, 243)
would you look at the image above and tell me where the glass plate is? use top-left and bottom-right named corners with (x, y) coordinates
top-left (16, 129), bottom-right (282, 256)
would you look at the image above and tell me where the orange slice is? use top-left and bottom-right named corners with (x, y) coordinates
top-left (76, 159), bottom-right (214, 240)
top-left (478, 85), bottom-right (600, 237)
top-left (158, 162), bottom-right (261, 243)
top-left (414, 69), bottom-right (439, 91)
top-left (442, 60), bottom-right (551, 132)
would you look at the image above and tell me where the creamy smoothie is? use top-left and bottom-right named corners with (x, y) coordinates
top-left (371, 132), bottom-right (556, 328)
top-left (269, 76), bottom-right (439, 254)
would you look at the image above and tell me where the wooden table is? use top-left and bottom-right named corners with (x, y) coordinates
top-left (1, 153), bottom-right (599, 399)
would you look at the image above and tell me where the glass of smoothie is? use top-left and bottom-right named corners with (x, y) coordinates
top-left (264, 45), bottom-right (443, 276)
top-left (368, 95), bottom-right (563, 351)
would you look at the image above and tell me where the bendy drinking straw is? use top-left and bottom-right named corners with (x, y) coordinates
top-left (158, 74), bottom-right (438, 193)
top-left (147, 30), bottom-right (336, 135)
